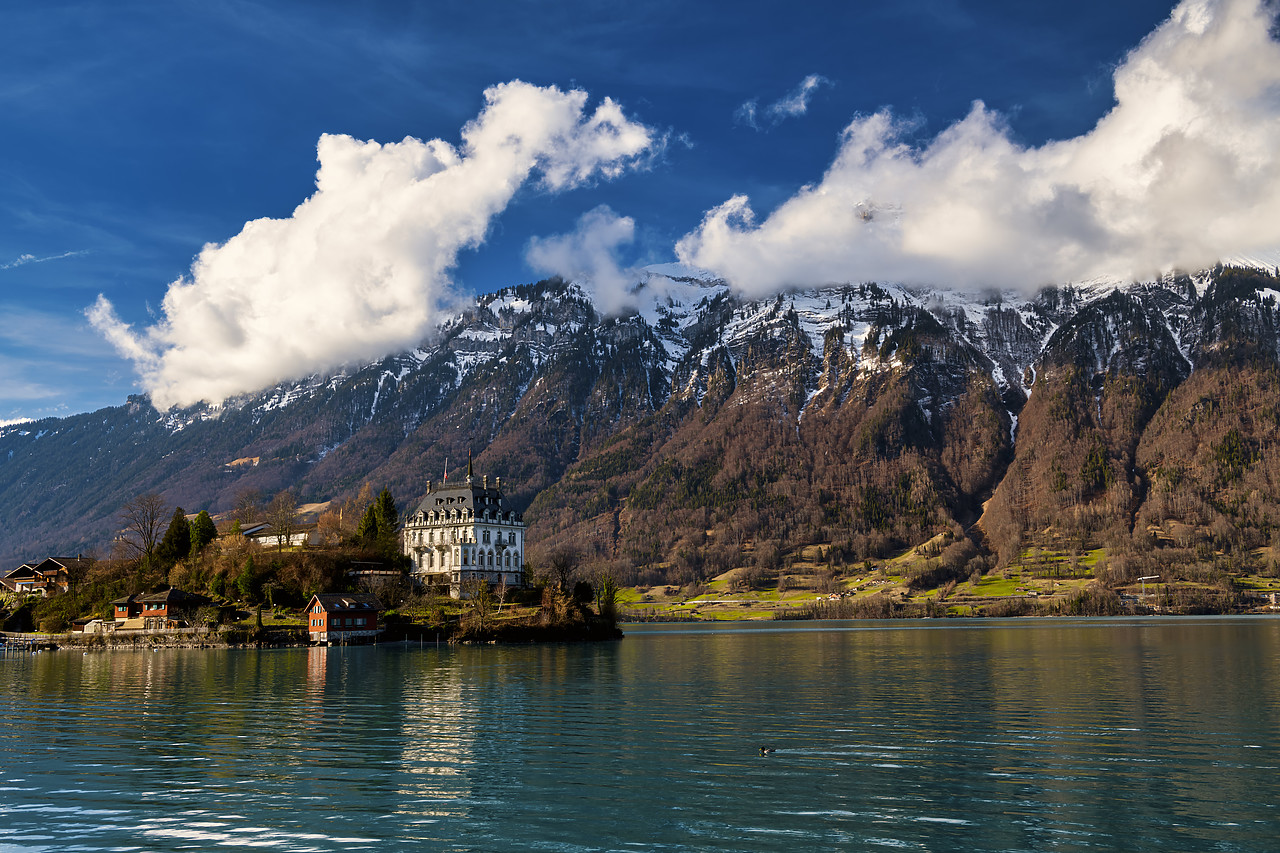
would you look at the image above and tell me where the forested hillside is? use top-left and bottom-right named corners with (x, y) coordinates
top-left (3, 265), bottom-right (1278, 591)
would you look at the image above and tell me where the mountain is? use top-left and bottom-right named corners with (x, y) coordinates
top-left (3, 263), bottom-right (1279, 587)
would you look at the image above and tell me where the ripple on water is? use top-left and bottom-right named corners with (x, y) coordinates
top-left (3, 624), bottom-right (1280, 851)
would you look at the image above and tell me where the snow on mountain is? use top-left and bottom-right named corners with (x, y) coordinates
top-left (147, 258), bottom-right (1280, 442)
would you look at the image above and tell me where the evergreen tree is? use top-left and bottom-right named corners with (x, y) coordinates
top-left (235, 557), bottom-right (256, 601)
top-left (157, 507), bottom-right (191, 568)
top-left (373, 488), bottom-right (399, 553)
top-left (356, 504), bottom-right (379, 546)
top-left (189, 510), bottom-right (218, 556)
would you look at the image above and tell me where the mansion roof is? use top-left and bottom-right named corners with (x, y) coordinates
top-left (410, 474), bottom-right (522, 522)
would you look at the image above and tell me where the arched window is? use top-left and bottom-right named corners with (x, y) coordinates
top-left (462, 551), bottom-right (468, 566)
top-left (504, 553), bottom-right (511, 567)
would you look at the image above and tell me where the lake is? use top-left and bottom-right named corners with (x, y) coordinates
top-left (2, 617), bottom-right (1279, 851)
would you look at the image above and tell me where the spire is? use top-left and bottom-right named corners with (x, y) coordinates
top-left (466, 449), bottom-right (473, 483)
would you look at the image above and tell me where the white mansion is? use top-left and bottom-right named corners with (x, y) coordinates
top-left (401, 463), bottom-right (526, 597)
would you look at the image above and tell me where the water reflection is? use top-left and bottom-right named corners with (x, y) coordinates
top-left (1, 619), bottom-right (1279, 851)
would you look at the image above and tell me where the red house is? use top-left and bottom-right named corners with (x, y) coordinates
top-left (110, 588), bottom-right (208, 630)
top-left (305, 593), bottom-right (383, 644)
top-left (111, 593), bottom-right (141, 623)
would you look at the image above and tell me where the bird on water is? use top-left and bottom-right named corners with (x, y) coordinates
top-left (759, 746), bottom-right (775, 755)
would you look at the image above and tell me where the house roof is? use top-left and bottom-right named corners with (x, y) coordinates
top-left (309, 593), bottom-right (383, 612)
top-left (138, 587), bottom-right (206, 606)
top-left (243, 522), bottom-right (319, 539)
top-left (38, 557), bottom-right (92, 572)
top-left (4, 565), bottom-right (39, 580)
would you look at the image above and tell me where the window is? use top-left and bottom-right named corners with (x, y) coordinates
top-left (482, 530), bottom-right (490, 544)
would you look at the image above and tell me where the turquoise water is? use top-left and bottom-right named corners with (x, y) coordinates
top-left (2, 617), bottom-right (1279, 851)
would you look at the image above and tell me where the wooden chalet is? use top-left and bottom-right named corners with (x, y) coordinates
top-left (2, 556), bottom-right (92, 596)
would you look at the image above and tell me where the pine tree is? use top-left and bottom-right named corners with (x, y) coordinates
top-left (373, 488), bottom-right (399, 553)
top-left (235, 557), bottom-right (256, 601)
top-left (189, 510), bottom-right (218, 556)
top-left (158, 507), bottom-right (191, 568)
top-left (356, 504), bottom-right (379, 546)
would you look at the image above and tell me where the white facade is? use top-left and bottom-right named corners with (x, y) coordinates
top-left (402, 473), bottom-right (525, 597)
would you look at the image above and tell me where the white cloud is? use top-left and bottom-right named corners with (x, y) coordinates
top-left (767, 74), bottom-right (830, 120)
top-left (734, 99), bottom-right (760, 129)
top-left (0, 249), bottom-right (87, 270)
top-left (88, 81), bottom-right (656, 409)
top-left (683, 0), bottom-right (1280, 294)
top-left (737, 74), bottom-right (831, 130)
top-left (526, 206), bottom-right (638, 315)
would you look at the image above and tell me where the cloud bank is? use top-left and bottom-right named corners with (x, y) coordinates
top-left (89, 81), bottom-right (656, 409)
top-left (682, 0), bottom-right (1280, 294)
top-left (736, 74), bottom-right (831, 130)
top-left (525, 205), bottom-right (639, 315)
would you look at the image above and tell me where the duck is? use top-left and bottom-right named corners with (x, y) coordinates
top-left (759, 746), bottom-right (775, 756)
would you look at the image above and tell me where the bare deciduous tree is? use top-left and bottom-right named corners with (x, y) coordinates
top-left (267, 490), bottom-right (299, 551)
top-left (119, 493), bottom-right (168, 563)
top-left (232, 488), bottom-right (262, 525)
top-left (547, 546), bottom-right (580, 591)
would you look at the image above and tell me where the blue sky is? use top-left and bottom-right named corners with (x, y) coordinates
top-left (0, 0), bottom-right (1217, 420)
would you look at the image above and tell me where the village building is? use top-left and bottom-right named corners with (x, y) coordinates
top-left (243, 521), bottom-right (321, 550)
top-left (401, 460), bottom-right (526, 597)
top-left (305, 593), bottom-right (383, 643)
top-left (1, 556), bottom-right (92, 596)
top-left (110, 587), bottom-right (208, 630)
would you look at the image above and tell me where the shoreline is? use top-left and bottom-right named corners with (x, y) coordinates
top-left (0, 616), bottom-right (625, 651)
top-left (8, 608), bottom-right (1280, 652)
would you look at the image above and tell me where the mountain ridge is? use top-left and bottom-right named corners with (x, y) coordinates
top-left (3, 263), bottom-right (1279, 586)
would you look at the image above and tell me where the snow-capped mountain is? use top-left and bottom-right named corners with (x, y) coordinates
top-left (3, 262), bottom-right (1279, 575)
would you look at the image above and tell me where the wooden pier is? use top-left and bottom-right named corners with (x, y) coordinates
top-left (0, 633), bottom-right (60, 652)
